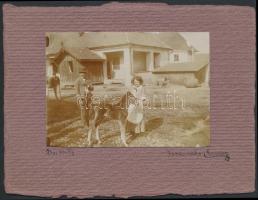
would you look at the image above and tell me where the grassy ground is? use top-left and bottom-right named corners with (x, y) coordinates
top-left (47, 84), bottom-right (210, 147)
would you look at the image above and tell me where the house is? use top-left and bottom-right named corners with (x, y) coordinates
top-left (152, 53), bottom-right (209, 86)
top-left (46, 46), bottom-right (105, 88)
top-left (46, 32), bottom-right (209, 87)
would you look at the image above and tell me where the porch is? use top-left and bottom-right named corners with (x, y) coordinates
top-left (99, 47), bottom-right (162, 86)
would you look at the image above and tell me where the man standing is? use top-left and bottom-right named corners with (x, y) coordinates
top-left (75, 70), bottom-right (94, 127)
top-left (48, 72), bottom-right (61, 100)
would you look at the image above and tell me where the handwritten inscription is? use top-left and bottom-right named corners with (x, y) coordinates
top-left (167, 149), bottom-right (230, 161)
top-left (46, 148), bottom-right (75, 156)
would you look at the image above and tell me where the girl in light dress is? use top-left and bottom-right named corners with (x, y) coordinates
top-left (127, 76), bottom-right (146, 133)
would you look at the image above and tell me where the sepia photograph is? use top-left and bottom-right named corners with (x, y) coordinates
top-left (46, 32), bottom-right (210, 147)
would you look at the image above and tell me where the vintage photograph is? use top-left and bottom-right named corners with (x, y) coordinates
top-left (46, 32), bottom-right (210, 147)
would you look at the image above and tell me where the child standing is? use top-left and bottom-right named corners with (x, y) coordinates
top-left (127, 76), bottom-right (146, 133)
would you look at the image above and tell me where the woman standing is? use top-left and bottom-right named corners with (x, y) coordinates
top-left (127, 76), bottom-right (146, 134)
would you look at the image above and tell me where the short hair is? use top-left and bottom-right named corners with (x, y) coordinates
top-left (131, 75), bottom-right (143, 85)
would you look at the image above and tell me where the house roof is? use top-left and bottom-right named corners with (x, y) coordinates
top-left (153, 53), bottom-right (209, 73)
top-left (46, 32), bottom-right (196, 56)
top-left (64, 47), bottom-right (104, 60)
top-left (47, 47), bottom-right (104, 61)
top-left (156, 32), bottom-right (192, 51)
top-left (71, 32), bottom-right (172, 49)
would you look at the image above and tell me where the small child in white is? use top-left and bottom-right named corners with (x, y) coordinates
top-left (127, 76), bottom-right (146, 133)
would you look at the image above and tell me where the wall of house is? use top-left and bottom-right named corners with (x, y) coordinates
top-left (105, 51), bottom-right (124, 66)
top-left (133, 51), bottom-right (147, 72)
top-left (80, 61), bottom-right (104, 83)
top-left (169, 50), bottom-right (192, 63)
top-left (131, 46), bottom-right (169, 71)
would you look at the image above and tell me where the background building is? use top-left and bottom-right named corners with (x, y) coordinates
top-left (46, 32), bottom-right (209, 87)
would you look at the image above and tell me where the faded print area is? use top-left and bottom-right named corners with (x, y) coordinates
top-left (46, 32), bottom-right (210, 147)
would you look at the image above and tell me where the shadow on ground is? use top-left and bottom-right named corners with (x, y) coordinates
top-left (47, 98), bottom-right (79, 124)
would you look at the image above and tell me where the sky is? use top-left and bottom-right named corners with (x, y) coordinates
top-left (179, 32), bottom-right (210, 54)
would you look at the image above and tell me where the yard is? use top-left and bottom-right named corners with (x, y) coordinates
top-left (46, 84), bottom-right (210, 147)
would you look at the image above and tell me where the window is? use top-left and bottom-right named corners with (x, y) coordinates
top-left (68, 61), bottom-right (74, 73)
top-left (174, 54), bottom-right (179, 62)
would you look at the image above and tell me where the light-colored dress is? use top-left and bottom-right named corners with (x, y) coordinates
top-left (127, 85), bottom-right (146, 133)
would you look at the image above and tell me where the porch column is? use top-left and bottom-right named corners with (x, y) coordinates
top-left (123, 48), bottom-right (132, 86)
top-left (103, 60), bottom-right (108, 84)
top-left (147, 51), bottom-right (154, 71)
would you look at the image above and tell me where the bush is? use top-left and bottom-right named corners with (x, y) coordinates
top-left (184, 76), bottom-right (200, 88)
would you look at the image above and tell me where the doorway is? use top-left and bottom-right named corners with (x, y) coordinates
top-left (105, 51), bottom-right (124, 80)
